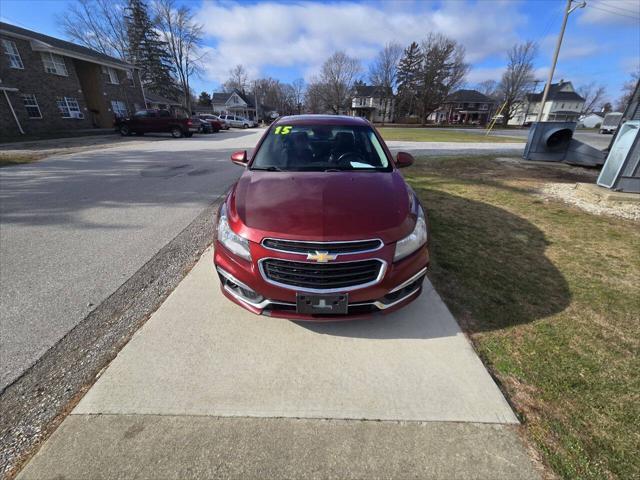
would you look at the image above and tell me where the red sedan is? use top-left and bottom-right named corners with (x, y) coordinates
top-left (214, 115), bottom-right (429, 320)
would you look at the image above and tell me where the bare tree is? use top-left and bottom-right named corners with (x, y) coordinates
top-left (224, 65), bottom-right (249, 94)
top-left (616, 71), bottom-right (639, 112)
top-left (497, 41), bottom-right (537, 126)
top-left (317, 51), bottom-right (362, 114)
top-left (578, 82), bottom-right (607, 114)
top-left (291, 78), bottom-right (306, 114)
top-left (304, 81), bottom-right (325, 113)
top-left (153, 0), bottom-right (205, 111)
top-left (58, 0), bottom-right (128, 59)
top-left (475, 79), bottom-right (499, 98)
top-left (368, 42), bottom-right (403, 123)
top-left (417, 33), bottom-right (468, 123)
top-left (251, 77), bottom-right (293, 116)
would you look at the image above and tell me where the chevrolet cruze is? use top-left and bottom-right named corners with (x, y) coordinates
top-left (214, 115), bottom-right (429, 320)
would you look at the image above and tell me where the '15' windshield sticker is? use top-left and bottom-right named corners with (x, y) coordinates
top-left (273, 126), bottom-right (292, 135)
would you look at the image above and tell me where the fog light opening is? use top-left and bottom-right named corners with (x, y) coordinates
top-left (221, 276), bottom-right (263, 303)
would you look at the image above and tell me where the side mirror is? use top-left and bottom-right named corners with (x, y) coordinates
top-left (231, 150), bottom-right (248, 167)
top-left (395, 151), bottom-right (415, 168)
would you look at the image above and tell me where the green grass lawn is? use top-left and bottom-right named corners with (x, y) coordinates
top-left (405, 157), bottom-right (639, 479)
top-left (378, 127), bottom-right (524, 143)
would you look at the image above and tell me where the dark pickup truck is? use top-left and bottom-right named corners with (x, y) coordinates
top-left (115, 109), bottom-right (199, 138)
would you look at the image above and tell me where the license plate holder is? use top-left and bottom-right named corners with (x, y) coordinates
top-left (296, 293), bottom-right (349, 315)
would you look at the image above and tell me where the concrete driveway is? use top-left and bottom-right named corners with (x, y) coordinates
top-left (0, 130), bottom-right (261, 390)
top-left (17, 249), bottom-right (539, 479)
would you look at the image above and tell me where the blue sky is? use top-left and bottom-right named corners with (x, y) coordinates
top-left (2, 0), bottom-right (638, 103)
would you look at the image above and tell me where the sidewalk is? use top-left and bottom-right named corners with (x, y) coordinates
top-left (386, 140), bottom-right (525, 157)
top-left (17, 248), bottom-right (539, 479)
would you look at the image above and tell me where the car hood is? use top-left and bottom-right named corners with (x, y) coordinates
top-left (228, 170), bottom-right (415, 244)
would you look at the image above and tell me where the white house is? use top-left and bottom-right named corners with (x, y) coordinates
top-left (578, 113), bottom-right (604, 129)
top-left (350, 85), bottom-right (394, 123)
top-left (509, 80), bottom-right (585, 126)
top-left (210, 89), bottom-right (257, 121)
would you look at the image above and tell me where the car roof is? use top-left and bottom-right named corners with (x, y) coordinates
top-left (274, 115), bottom-right (370, 127)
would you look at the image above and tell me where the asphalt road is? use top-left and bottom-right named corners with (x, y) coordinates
top-left (0, 129), bottom-right (263, 391)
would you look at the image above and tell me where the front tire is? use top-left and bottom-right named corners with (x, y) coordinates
top-left (243, 123), bottom-right (248, 129)
top-left (171, 127), bottom-right (183, 138)
top-left (119, 125), bottom-right (131, 136)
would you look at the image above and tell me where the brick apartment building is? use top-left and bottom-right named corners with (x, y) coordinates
top-left (1, 22), bottom-right (145, 137)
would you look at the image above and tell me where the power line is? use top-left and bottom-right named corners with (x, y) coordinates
top-left (587, 4), bottom-right (640, 20)
top-left (535, 2), bottom-right (565, 44)
top-left (591, 0), bottom-right (640, 15)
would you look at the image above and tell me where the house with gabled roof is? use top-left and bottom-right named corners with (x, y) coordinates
top-left (1, 22), bottom-right (145, 137)
top-left (210, 89), bottom-right (257, 121)
top-left (350, 84), bottom-right (394, 123)
top-left (429, 89), bottom-right (497, 125)
top-left (509, 80), bottom-right (585, 126)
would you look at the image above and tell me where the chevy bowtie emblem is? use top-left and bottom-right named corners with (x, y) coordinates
top-left (307, 251), bottom-right (337, 263)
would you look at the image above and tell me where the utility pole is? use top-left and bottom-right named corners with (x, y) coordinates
top-left (536, 0), bottom-right (586, 122)
top-left (253, 81), bottom-right (260, 124)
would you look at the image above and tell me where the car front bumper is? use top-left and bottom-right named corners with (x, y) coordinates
top-left (213, 240), bottom-right (429, 321)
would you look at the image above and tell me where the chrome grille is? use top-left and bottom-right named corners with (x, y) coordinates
top-left (260, 258), bottom-right (384, 291)
top-left (261, 238), bottom-right (382, 255)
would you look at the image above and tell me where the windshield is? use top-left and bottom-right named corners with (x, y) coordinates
top-left (251, 124), bottom-right (391, 172)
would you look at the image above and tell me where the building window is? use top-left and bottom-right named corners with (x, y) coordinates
top-left (56, 97), bottom-right (82, 118)
top-left (21, 94), bottom-right (42, 118)
top-left (102, 66), bottom-right (120, 84)
top-left (111, 100), bottom-right (128, 118)
top-left (126, 69), bottom-right (134, 83)
top-left (41, 52), bottom-right (68, 76)
top-left (480, 104), bottom-right (488, 110)
top-left (2, 39), bottom-right (24, 69)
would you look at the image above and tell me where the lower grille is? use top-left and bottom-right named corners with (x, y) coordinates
top-left (260, 258), bottom-right (384, 290)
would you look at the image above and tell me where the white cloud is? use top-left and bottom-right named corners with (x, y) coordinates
top-left (196, 0), bottom-right (525, 84)
top-left (540, 34), bottom-right (603, 60)
top-left (466, 66), bottom-right (506, 84)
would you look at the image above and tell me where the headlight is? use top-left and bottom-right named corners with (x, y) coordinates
top-left (394, 205), bottom-right (427, 262)
top-left (217, 204), bottom-right (252, 261)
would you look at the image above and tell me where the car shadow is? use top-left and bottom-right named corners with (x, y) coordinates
top-left (296, 189), bottom-right (572, 339)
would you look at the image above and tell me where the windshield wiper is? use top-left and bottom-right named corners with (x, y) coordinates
top-left (251, 166), bottom-right (284, 172)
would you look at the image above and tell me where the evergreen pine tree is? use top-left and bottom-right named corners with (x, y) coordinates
top-left (126, 0), bottom-right (179, 100)
top-left (396, 42), bottom-right (423, 119)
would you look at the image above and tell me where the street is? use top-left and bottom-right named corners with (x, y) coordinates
top-left (0, 130), bottom-right (261, 390)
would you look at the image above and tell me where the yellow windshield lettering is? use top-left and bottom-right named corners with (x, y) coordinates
top-left (274, 126), bottom-right (292, 135)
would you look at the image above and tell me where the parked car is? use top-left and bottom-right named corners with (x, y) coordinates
top-left (214, 115), bottom-right (429, 320)
top-left (600, 112), bottom-right (623, 134)
top-left (218, 114), bottom-right (256, 128)
top-left (115, 109), bottom-right (198, 138)
top-left (200, 114), bottom-right (229, 130)
top-left (193, 117), bottom-right (213, 134)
